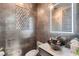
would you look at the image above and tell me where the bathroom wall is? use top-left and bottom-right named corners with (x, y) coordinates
top-left (0, 3), bottom-right (21, 55)
top-left (0, 3), bottom-right (37, 56)
top-left (36, 4), bottom-right (50, 43)
top-left (0, 4), bottom-right (6, 49)
top-left (0, 4), bottom-right (16, 55)
top-left (18, 4), bottom-right (37, 55)
top-left (76, 4), bottom-right (79, 34)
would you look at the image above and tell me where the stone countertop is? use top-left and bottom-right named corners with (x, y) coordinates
top-left (38, 43), bottom-right (76, 56)
top-left (0, 51), bottom-right (5, 56)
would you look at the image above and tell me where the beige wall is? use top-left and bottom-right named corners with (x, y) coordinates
top-left (36, 4), bottom-right (50, 42)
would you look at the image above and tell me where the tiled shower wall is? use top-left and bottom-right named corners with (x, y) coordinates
top-left (0, 3), bottom-right (37, 56)
top-left (0, 4), bottom-right (16, 56)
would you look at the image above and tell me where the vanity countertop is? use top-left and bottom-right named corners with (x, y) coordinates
top-left (38, 43), bottom-right (76, 56)
top-left (0, 51), bottom-right (5, 56)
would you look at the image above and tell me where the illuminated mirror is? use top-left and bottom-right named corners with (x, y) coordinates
top-left (50, 3), bottom-right (73, 33)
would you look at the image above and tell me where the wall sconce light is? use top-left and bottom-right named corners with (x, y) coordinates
top-left (38, 8), bottom-right (45, 15)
